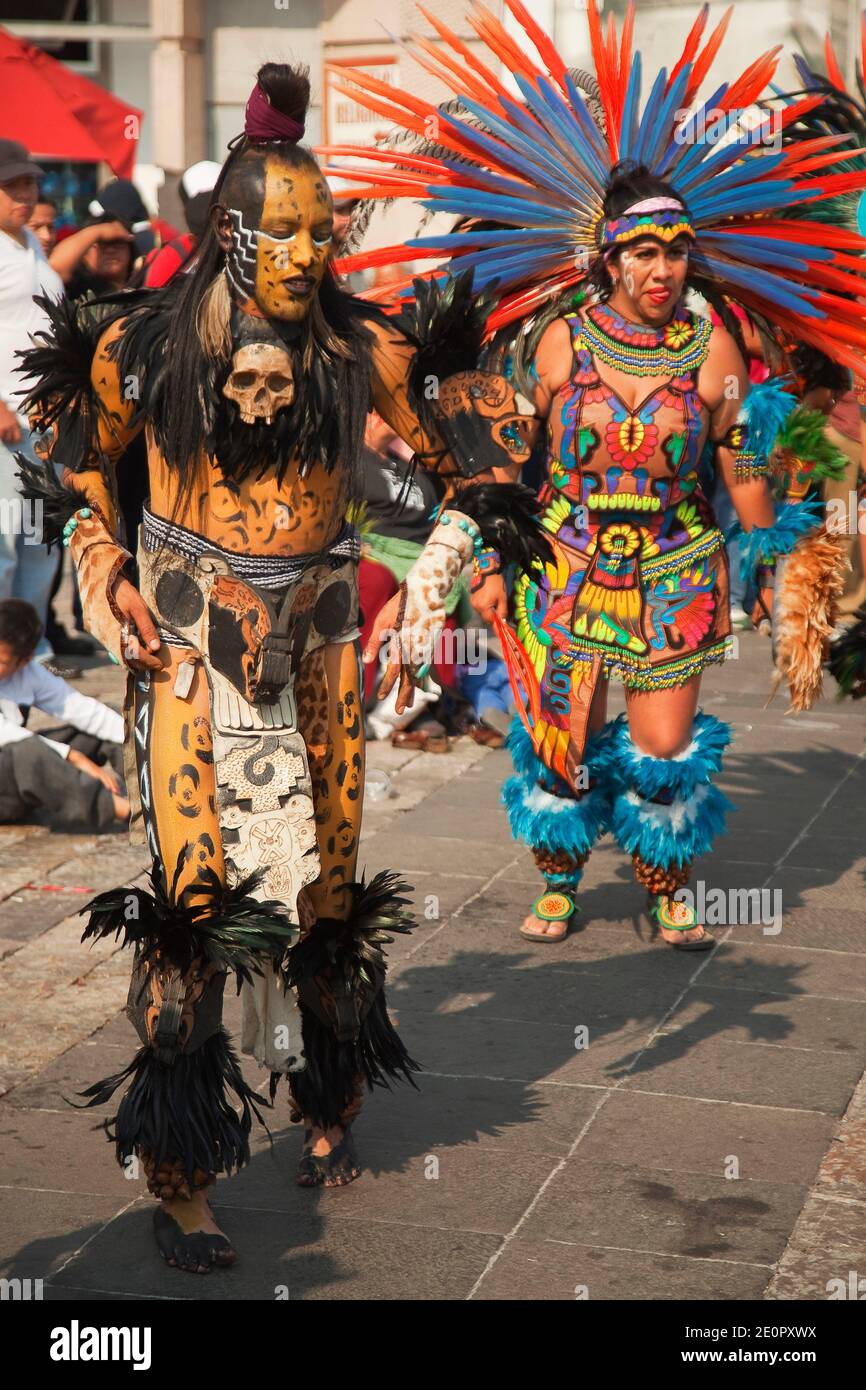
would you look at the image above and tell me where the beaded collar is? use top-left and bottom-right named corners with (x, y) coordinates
top-left (582, 302), bottom-right (712, 377)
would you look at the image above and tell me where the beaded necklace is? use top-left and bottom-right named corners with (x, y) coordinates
top-left (582, 302), bottom-right (712, 377)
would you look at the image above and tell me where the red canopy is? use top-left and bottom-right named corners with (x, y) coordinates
top-left (0, 27), bottom-right (143, 178)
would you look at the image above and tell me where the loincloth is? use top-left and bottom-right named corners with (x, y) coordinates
top-left (123, 510), bottom-right (361, 1073)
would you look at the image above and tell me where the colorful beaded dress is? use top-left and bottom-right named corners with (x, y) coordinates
top-left (515, 301), bottom-right (729, 791)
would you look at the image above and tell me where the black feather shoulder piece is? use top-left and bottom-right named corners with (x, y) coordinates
top-left (17, 290), bottom-right (141, 472)
top-left (454, 480), bottom-right (555, 571)
top-left (396, 270), bottom-right (496, 416)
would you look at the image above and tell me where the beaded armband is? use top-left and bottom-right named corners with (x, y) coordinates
top-left (719, 423), bottom-right (767, 482)
top-left (471, 545), bottom-right (502, 591)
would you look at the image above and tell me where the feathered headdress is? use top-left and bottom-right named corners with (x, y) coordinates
top-left (319, 0), bottom-right (866, 373)
top-left (781, 12), bottom-right (866, 237)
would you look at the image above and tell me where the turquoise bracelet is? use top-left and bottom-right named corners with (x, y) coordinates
top-left (439, 511), bottom-right (484, 555)
top-left (61, 507), bottom-right (93, 547)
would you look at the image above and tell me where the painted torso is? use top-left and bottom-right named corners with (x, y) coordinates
top-left (147, 444), bottom-right (350, 555)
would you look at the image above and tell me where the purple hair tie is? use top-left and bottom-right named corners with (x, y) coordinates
top-left (244, 82), bottom-right (305, 143)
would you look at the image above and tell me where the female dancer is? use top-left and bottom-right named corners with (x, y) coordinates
top-left (342, 0), bottom-right (866, 947)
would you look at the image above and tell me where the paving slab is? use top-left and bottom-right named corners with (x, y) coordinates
top-left (473, 1238), bottom-right (772, 1300)
top-left (521, 1159), bottom-right (808, 1265)
top-left (48, 1199), bottom-right (501, 1301)
top-left (0, 625), bottom-right (864, 1302)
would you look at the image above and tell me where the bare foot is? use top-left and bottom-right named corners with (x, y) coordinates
top-left (154, 1190), bottom-right (236, 1273)
top-left (297, 1122), bottom-right (362, 1188)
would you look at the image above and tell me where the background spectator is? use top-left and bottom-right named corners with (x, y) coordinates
top-left (0, 139), bottom-right (64, 663)
top-left (27, 195), bottom-right (57, 256)
top-left (143, 160), bottom-right (220, 287)
top-left (48, 177), bottom-right (152, 296)
top-left (0, 599), bottom-right (127, 828)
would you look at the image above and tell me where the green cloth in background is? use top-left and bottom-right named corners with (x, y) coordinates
top-left (364, 530), bottom-right (473, 623)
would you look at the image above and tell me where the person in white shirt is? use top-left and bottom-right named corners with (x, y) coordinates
top-left (0, 599), bottom-right (129, 826)
top-left (0, 141), bottom-right (65, 662)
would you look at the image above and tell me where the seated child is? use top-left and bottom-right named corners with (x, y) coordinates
top-left (0, 599), bottom-right (129, 828)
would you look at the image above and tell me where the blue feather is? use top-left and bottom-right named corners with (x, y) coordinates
top-left (619, 52), bottom-right (642, 162)
top-left (502, 718), bottom-right (613, 854)
top-left (562, 72), bottom-right (611, 176)
top-left (632, 63), bottom-right (671, 166)
top-left (727, 498), bottom-right (826, 583)
top-left (659, 82), bottom-right (729, 180)
top-left (642, 63), bottom-right (693, 171)
top-left (477, 90), bottom-right (593, 201)
top-left (739, 378), bottom-right (797, 465)
top-left (443, 101), bottom-right (583, 199)
top-left (711, 233), bottom-right (833, 266)
top-left (610, 783), bottom-right (732, 868)
top-left (678, 146), bottom-right (789, 200)
top-left (694, 252), bottom-right (825, 317)
top-left (592, 711), bottom-right (731, 799)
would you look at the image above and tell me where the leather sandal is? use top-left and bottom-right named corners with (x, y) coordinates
top-left (391, 721), bottom-right (451, 753)
top-left (520, 889), bottom-right (577, 943)
top-left (646, 893), bottom-right (715, 951)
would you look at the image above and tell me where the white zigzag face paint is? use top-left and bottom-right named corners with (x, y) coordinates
top-left (226, 208), bottom-right (259, 298)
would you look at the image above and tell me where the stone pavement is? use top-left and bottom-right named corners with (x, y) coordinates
top-left (1, 628), bottom-right (865, 1302)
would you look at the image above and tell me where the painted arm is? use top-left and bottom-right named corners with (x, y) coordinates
top-left (706, 329), bottom-right (775, 533)
top-left (362, 308), bottom-right (556, 708)
top-left (27, 316), bottom-right (161, 669)
top-left (705, 329), bottom-right (822, 588)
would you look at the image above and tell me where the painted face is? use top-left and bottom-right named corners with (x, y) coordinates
top-left (222, 155), bottom-right (333, 322)
top-left (610, 235), bottom-right (691, 325)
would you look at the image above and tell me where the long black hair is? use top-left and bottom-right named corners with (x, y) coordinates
top-left (109, 62), bottom-right (381, 519)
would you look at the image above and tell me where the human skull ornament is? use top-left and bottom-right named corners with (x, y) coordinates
top-left (223, 342), bottom-right (295, 425)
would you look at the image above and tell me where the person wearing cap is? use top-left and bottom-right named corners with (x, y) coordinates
top-left (48, 177), bottom-right (152, 298)
top-left (143, 160), bottom-right (221, 288)
top-left (0, 139), bottom-right (64, 661)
